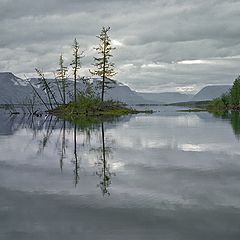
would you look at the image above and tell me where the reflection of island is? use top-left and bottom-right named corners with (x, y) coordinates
top-left (3, 111), bottom-right (118, 192)
top-left (96, 122), bottom-right (113, 196)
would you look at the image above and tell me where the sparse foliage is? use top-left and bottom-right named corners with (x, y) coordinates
top-left (90, 27), bottom-right (117, 101)
top-left (70, 38), bottom-right (84, 102)
top-left (56, 54), bottom-right (68, 104)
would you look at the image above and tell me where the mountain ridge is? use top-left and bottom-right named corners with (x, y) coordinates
top-left (138, 92), bottom-right (193, 104)
top-left (0, 72), bottom-right (233, 105)
top-left (191, 85), bottom-right (231, 101)
top-left (0, 72), bottom-right (147, 104)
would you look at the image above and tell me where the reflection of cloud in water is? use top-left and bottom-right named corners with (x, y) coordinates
top-left (133, 114), bottom-right (202, 128)
top-left (178, 143), bottom-right (240, 155)
top-left (175, 115), bottom-right (201, 127)
top-left (1, 110), bottom-right (240, 211)
top-left (112, 162), bottom-right (125, 171)
top-left (113, 138), bottom-right (170, 150)
top-left (179, 144), bottom-right (203, 152)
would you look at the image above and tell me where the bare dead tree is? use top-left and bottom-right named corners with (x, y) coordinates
top-left (35, 68), bottom-right (59, 109)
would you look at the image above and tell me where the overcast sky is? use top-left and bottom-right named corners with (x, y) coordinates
top-left (1, 0), bottom-right (240, 93)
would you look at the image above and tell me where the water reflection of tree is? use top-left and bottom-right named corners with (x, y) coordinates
top-left (212, 111), bottom-right (240, 139)
top-left (59, 120), bottom-right (66, 171)
top-left (38, 115), bottom-right (54, 153)
top-left (72, 123), bottom-right (80, 186)
top-left (95, 122), bottom-right (113, 196)
top-left (6, 113), bottom-right (117, 191)
top-left (230, 112), bottom-right (240, 139)
top-left (37, 117), bottom-right (81, 186)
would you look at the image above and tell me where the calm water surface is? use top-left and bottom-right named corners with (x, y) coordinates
top-left (0, 107), bottom-right (240, 240)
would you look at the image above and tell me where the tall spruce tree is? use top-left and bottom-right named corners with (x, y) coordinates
top-left (71, 38), bottom-right (84, 102)
top-left (90, 27), bottom-right (117, 101)
top-left (56, 54), bottom-right (68, 104)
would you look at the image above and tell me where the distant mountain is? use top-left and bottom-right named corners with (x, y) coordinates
top-left (0, 72), bottom-right (33, 104)
top-left (0, 72), bottom-right (233, 105)
top-left (0, 72), bottom-right (146, 105)
top-left (138, 92), bottom-right (193, 104)
top-left (105, 83), bottom-right (146, 104)
top-left (191, 85), bottom-right (231, 101)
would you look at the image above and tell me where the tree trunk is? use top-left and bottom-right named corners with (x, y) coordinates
top-left (102, 37), bottom-right (106, 102)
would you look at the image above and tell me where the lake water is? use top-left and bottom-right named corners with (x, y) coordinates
top-left (0, 107), bottom-right (240, 240)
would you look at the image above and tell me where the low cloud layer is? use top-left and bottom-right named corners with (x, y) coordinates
top-left (1, 0), bottom-right (240, 93)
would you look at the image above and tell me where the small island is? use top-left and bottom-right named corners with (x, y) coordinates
top-left (50, 95), bottom-right (151, 120)
top-left (23, 27), bottom-right (152, 120)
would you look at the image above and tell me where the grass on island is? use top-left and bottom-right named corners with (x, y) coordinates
top-left (50, 95), bottom-right (153, 119)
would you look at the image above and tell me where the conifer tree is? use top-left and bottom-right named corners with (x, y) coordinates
top-left (230, 76), bottom-right (240, 106)
top-left (90, 27), bottom-right (117, 101)
top-left (56, 54), bottom-right (68, 104)
top-left (71, 38), bottom-right (84, 102)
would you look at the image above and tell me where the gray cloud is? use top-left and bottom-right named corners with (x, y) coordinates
top-left (1, 0), bottom-right (240, 92)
